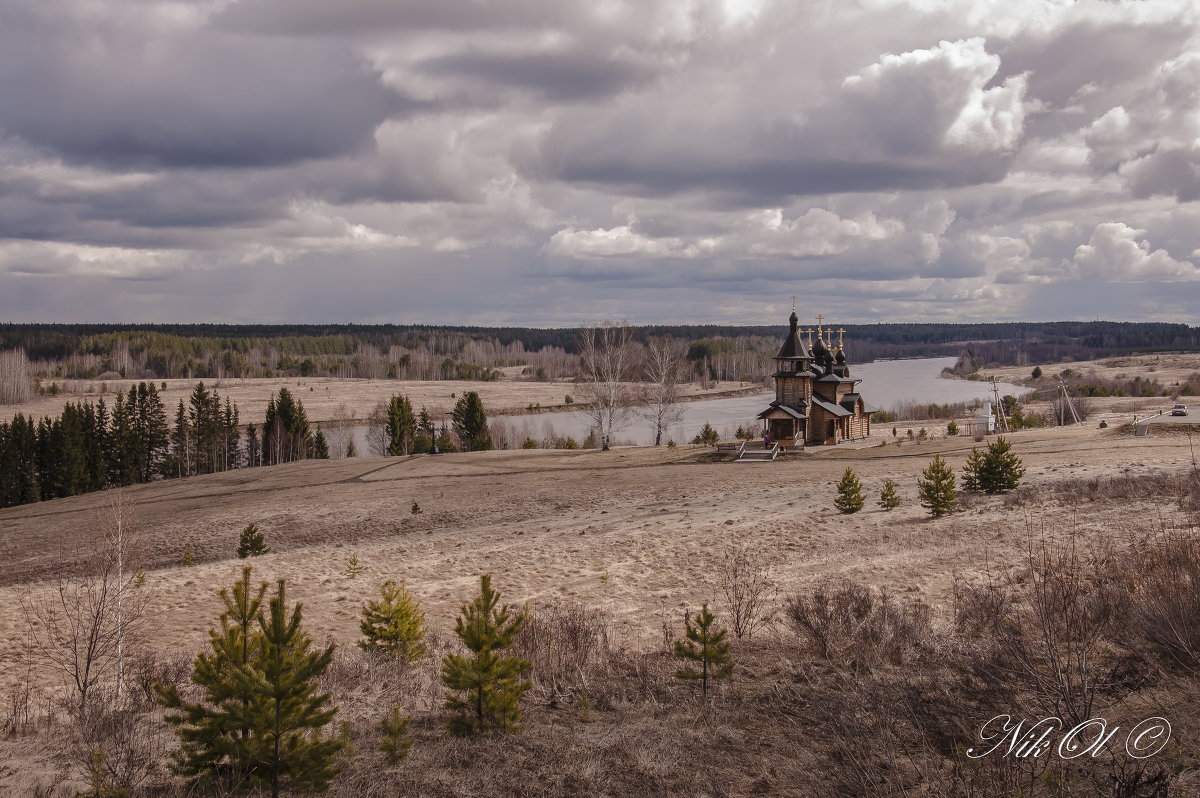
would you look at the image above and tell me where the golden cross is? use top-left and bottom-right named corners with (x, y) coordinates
top-left (791, 295), bottom-right (797, 312)
top-left (803, 328), bottom-right (814, 346)
top-left (837, 328), bottom-right (845, 349)
top-left (815, 314), bottom-right (824, 341)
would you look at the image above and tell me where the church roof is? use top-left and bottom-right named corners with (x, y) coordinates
top-left (758, 404), bottom-right (807, 420)
top-left (811, 397), bottom-right (852, 418)
top-left (776, 310), bottom-right (812, 360)
top-left (839, 393), bottom-right (878, 414)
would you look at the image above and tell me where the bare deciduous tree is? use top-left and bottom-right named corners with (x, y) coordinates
top-left (20, 498), bottom-right (148, 717)
top-left (639, 335), bottom-right (689, 446)
top-left (577, 321), bottom-right (637, 450)
top-left (0, 348), bottom-right (33, 404)
top-left (720, 543), bottom-right (779, 640)
top-left (366, 400), bottom-right (389, 457)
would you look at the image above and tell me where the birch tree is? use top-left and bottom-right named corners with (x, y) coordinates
top-left (640, 335), bottom-right (688, 446)
top-left (577, 322), bottom-right (637, 450)
top-left (0, 348), bottom-right (33, 405)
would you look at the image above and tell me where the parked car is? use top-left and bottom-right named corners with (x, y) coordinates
top-left (1171, 404), bottom-right (1189, 416)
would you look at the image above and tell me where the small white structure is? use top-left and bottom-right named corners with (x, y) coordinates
top-left (977, 401), bottom-right (996, 434)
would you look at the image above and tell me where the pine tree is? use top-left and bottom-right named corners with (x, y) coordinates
top-left (230, 580), bottom-right (343, 798)
top-left (834, 467), bottom-right (865, 513)
top-left (156, 567), bottom-right (268, 788)
top-left (961, 446), bottom-right (985, 491)
top-left (674, 603), bottom-right (734, 698)
top-left (359, 581), bottom-right (427, 662)
top-left (451, 392), bottom-right (492, 452)
top-left (918, 455), bottom-right (958, 517)
top-left (878, 479), bottom-right (901, 510)
top-left (345, 440), bottom-right (357, 458)
top-left (237, 523), bottom-right (270, 558)
top-left (979, 436), bottom-right (1026, 493)
top-left (440, 574), bottom-right (531, 735)
top-left (377, 708), bottom-right (414, 763)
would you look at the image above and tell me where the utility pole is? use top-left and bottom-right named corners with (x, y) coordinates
top-left (990, 377), bottom-right (1009, 433)
top-left (1058, 379), bottom-right (1081, 425)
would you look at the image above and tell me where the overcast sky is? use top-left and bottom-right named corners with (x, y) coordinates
top-left (1, 0), bottom-right (1198, 326)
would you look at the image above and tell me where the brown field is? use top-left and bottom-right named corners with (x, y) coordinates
top-left (981, 352), bottom-right (1200, 396)
top-left (2, 387), bottom-right (1199, 795)
top-left (0, 372), bottom-right (761, 427)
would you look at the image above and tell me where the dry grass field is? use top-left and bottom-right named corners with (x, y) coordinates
top-left (0, 372), bottom-right (761, 428)
top-left (2, 395), bottom-right (1199, 795)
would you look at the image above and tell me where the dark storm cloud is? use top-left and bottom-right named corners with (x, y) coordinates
top-left (416, 52), bottom-right (655, 102)
top-left (214, 0), bottom-right (575, 36)
top-left (0, 0), bottom-right (1197, 324)
top-left (0, 6), bottom-right (403, 169)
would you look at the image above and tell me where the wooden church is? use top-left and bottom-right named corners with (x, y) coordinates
top-left (757, 308), bottom-right (877, 447)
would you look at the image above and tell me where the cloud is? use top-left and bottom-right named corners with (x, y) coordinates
top-left (1, 0), bottom-right (1198, 323)
top-left (1071, 222), bottom-right (1198, 282)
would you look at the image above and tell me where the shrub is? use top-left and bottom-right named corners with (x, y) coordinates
top-left (720, 544), bottom-right (778, 640)
top-left (946, 420), bottom-right (959, 436)
top-left (783, 579), bottom-right (931, 673)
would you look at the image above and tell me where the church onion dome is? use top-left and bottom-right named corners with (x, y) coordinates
top-left (835, 349), bottom-right (846, 365)
top-left (811, 335), bottom-right (828, 357)
top-left (775, 310), bottom-right (812, 360)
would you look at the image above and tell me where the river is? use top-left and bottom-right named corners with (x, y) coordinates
top-left (486, 356), bottom-right (1028, 446)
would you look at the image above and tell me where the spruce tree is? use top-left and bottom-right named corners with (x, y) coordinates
top-left (918, 455), bottom-right (958, 517)
top-left (878, 479), bottom-right (900, 510)
top-left (440, 574), bottom-right (531, 735)
top-left (385, 395), bottom-right (417, 456)
top-left (359, 580), bottom-right (427, 662)
top-left (156, 567), bottom-right (268, 788)
top-left (237, 523), bottom-right (270, 558)
top-left (834, 467), bottom-right (865, 513)
top-left (674, 603), bottom-right (734, 698)
top-left (961, 446), bottom-right (985, 491)
top-left (451, 392), bottom-right (492, 452)
top-left (230, 580), bottom-right (343, 798)
top-left (979, 436), bottom-right (1025, 493)
top-left (311, 429), bottom-right (330, 459)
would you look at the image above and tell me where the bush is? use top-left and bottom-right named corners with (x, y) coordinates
top-left (783, 579), bottom-right (931, 673)
top-left (946, 420), bottom-right (959, 436)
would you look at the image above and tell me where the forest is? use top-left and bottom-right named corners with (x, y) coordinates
top-left (0, 382), bottom-right (324, 509)
top-left (1, 320), bottom-right (1197, 384)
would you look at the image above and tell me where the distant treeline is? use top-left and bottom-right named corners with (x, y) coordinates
top-left (0, 382), bottom-right (326, 509)
top-left (0, 320), bottom-right (1196, 383)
